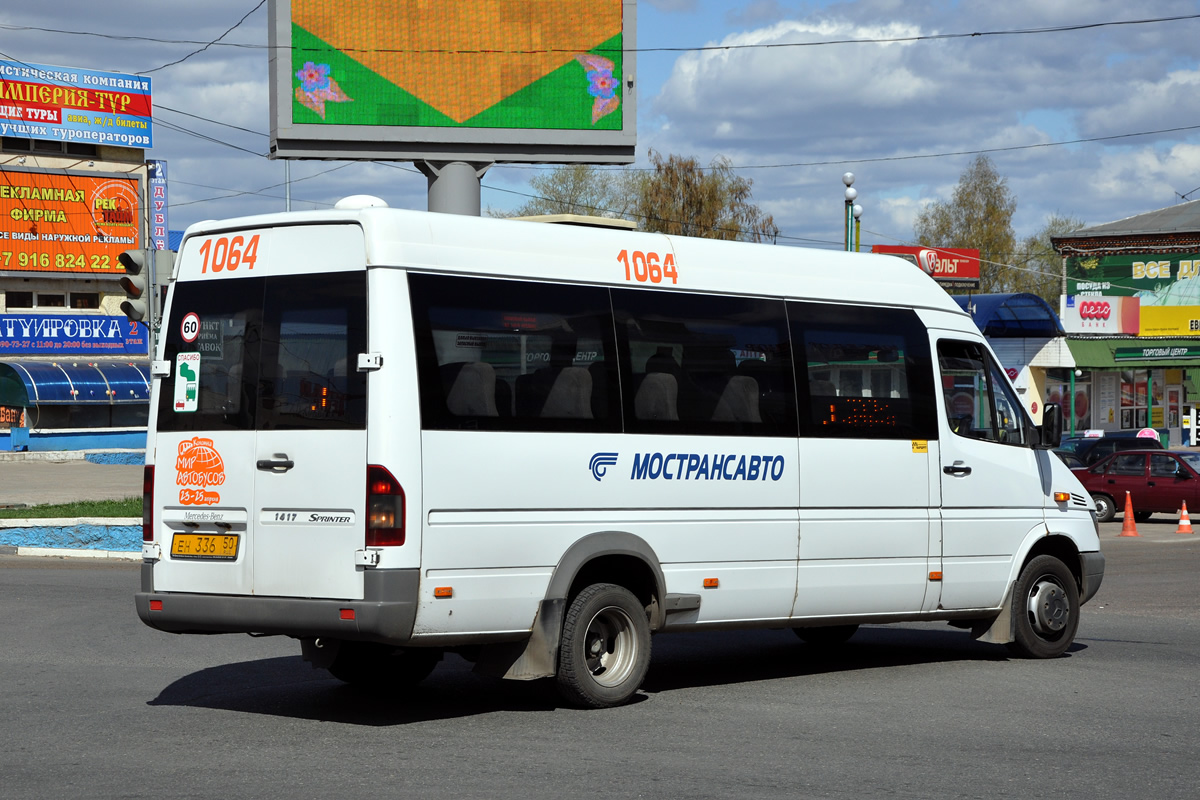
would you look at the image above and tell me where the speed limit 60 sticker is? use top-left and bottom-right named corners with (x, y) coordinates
top-left (181, 312), bottom-right (200, 343)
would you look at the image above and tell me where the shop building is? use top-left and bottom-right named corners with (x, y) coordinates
top-left (1, 58), bottom-right (160, 451)
top-left (1052, 200), bottom-right (1200, 446)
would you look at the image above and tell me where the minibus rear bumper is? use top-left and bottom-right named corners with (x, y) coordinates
top-left (134, 567), bottom-right (419, 644)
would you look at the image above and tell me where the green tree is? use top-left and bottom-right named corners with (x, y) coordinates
top-left (635, 150), bottom-right (779, 243)
top-left (914, 155), bottom-right (1016, 294)
top-left (1013, 214), bottom-right (1087, 305)
top-left (488, 164), bottom-right (639, 219)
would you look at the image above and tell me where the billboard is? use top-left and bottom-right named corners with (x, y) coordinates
top-left (0, 169), bottom-right (139, 274)
top-left (870, 245), bottom-right (981, 289)
top-left (0, 60), bottom-right (152, 148)
top-left (268, 0), bottom-right (636, 162)
top-left (1065, 252), bottom-right (1200, 305)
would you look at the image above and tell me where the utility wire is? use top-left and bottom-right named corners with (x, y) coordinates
top-left (2, 12), bottom-right (1195, 56)
top-left (137, 0), bottom-right (266, 75)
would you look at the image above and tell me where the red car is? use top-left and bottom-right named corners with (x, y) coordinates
top-left (1071, 449), bottom-right (1200, 523)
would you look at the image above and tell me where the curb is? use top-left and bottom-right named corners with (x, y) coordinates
top-left (0, 517), bottom-right (141, 556)
top-left (0, 449), bottom-right (144, 464)
top-left (0, 544), bottom-right (139, 561)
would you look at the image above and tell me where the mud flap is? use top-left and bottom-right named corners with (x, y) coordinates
top-left (473, 597), bottom-right (565, 681)
top-left (971, 580), bottom-right (1016, 645)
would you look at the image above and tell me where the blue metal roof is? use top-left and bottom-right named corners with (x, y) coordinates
top-left (951, 293), bottom-right (1064, 338)
top-left (0, 361), bottom-right (150, 405)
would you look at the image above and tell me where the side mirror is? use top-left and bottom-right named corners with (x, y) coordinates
top-left (1037, 403), bottom-right (1063, 449)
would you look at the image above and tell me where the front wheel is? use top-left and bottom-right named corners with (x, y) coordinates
top-left (556, 583), bottom-right (651, 708)
top-left (1007, 555), bottom-right (1080, 659)
top-left (1134, 510), bottom-right (1153, 522)
top-left (1091, 493), bottom-right (1115, 523)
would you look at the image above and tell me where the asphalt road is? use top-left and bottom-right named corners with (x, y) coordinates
top-left (2, 523), bottom-right (1198, 800)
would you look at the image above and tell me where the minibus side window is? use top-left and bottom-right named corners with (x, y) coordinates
top-left (409, 274), bottom-right (620, 433)
top-left (613, 289), bottom-right (797, 437)
top-left (789, 302), bottom-right (937, 439)
top-left (937, 339), bottom-right (1028, 445)
top-left (157, 277), bottom-right (264, 433)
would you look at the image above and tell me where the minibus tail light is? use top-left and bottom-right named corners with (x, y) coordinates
top-left (142, 465), bottom-right (154, 542)
top-left (366, 465), bottom-right (405, 546)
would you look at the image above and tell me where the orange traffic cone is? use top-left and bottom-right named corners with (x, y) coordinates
top-left (1176, 501), bottom-right (1195, 534)
top-left (1119, 491), bottom-right (1140, 537)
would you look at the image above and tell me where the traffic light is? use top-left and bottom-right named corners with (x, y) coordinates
top-left (118, 249), bottom-right (175, 323)
top-left (118, 249), bottom-right (150, 322)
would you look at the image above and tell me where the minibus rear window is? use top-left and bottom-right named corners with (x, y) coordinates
top-left (158, 273), bottom-right (366, 432)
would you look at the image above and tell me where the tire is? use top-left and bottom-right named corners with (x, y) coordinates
top-left (1006, 555), bottom-right (1080, 659)
top-left (326, 641), bottom-right (440, 687)
top-left (556, 583), bottom-right (651, 709)
top-left (1091, 493), bottom-right (1115, 523)
top-left (1134, 510), bottom-right (1153, 522)
top-left (793, 624), bottom-right (859, 646)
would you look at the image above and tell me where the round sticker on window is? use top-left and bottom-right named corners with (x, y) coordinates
top-left (181, 312), bottom-right (200, 343)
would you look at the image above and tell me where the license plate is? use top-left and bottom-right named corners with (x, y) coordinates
top-left (170, 533), bottom-right (239, 560)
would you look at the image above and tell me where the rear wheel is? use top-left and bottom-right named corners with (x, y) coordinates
top-left (1091, 493), bottom-right (1115, 523)
top-left (326, 641), bottom-right (441, 687)
top-left (793, 624), bottom-right (859, 646)
top-left (556, 583), bottom-right (651, 708)
top-left (1007, 555), bottom-right (1079, 659)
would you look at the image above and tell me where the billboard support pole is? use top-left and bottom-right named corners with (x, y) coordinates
top-left (419, 161), bottom-right (492, 216)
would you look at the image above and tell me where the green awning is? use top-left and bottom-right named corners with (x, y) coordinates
top-left (1067, 338), bottom-right (1200, 369)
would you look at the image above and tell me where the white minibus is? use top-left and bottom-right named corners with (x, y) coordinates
top-left (135, 198), bottom-right (1104, 708)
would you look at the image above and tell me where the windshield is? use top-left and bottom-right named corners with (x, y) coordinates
top-left (1181, 453), bottom-right (1200, 472)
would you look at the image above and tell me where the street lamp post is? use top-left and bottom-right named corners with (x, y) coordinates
top-left (853, 204), bottom-right (863, 252)
top-left (842, 172), bottom-right (857, 252)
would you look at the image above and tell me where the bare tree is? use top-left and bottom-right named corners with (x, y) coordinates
top-left (488, 164), bottom-right (639, 219)
top-left (914, 155), bottom-right (1016, 293)
top-left (634, 150), bottom-right (779, 243)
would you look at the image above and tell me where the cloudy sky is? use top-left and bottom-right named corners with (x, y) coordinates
top-left (4, 0), bottom-right (1199, 256)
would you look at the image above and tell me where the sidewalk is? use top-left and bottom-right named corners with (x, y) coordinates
top-left (0, 450), bottom-right (145, 560)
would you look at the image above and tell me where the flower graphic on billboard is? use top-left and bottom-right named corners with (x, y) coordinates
top-left (576, 54), bottom-right (619, 124)
top-left (295, 61), bottom-right (352, 120)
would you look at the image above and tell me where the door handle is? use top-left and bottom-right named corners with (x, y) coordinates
top-left (256, 454), bottom-right (295, 472)
top-left (943, 463), bottom-right (972, 476)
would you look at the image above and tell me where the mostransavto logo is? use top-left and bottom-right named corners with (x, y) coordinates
top-left (590, 452), bottom-right (619, 481)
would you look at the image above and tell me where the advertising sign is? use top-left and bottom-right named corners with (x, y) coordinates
top-left (1061, 295), bottom-right (1140, 334)
top-left (268, 0), bottom-right (636, 162)
top-left (147, 160), bottom-right (168, 252)
top-left (0, 314), bottom-right (147, 355)
top-left (1065, 252), bottom-right (1200, 304)
top-left (0, 60), bottom-right (152, 148)
top-left (870, 245), bottom-right (981, 288)
top-left (0, 171), bottom-right (139, 274)
top-left (1139, 305), bottom-right (1200, 337)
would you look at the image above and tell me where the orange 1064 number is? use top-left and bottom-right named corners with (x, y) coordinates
top-left (618, 249), bottom-right (678, 285)
top-left (198, 234), bottom-right (260, 273)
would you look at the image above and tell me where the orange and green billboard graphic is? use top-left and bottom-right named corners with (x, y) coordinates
top-left (0, 170), bottom-right (139, 274)
top-left (290, 0), bottom-right (624, 131)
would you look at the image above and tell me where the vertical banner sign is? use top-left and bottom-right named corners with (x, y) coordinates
top-left (0, 59), bottom-right (152, 148)
top-left (0, 172), bottom-right (140, 273)
top-left (147, 160), bottom-right (168, 252)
